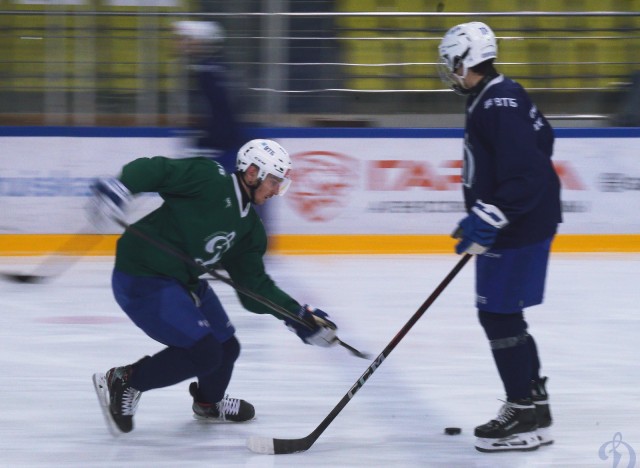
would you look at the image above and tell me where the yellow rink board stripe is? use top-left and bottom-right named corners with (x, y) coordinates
top-left (1, 234), bottom-right (639, 255)
top-left (272, 234), bottom-right (640, 254)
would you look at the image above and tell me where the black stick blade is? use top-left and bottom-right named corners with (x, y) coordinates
top-left (246, 255), bottom-right (470, 457)
top-left (246, 435), bottom-right (314, 455)
top-left (0, 273), bottom-right (48, 284)
top-left (336, 339), bottom-right (371, 360)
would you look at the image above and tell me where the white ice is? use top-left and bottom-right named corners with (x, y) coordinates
top-left (0, 253), bottom-right (639, 468)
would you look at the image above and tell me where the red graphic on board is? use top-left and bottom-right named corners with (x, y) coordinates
top-left (287, 151), bottom-right (359, 222)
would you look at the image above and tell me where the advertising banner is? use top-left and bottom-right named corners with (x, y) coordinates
top-left (1, 128), bottom-right (639, 236)
top-left (270, 135), bottom-right (640, 235)
top-left (0, 134), bottom-right (177, 234)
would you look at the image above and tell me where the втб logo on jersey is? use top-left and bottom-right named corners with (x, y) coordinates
top-left (484, 97), bottom-right (517, 109)
top-left (198, 231), bottom-right (236, 266)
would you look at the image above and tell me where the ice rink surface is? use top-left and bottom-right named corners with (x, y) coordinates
top-left (0, 253), bottom-right (638, 468)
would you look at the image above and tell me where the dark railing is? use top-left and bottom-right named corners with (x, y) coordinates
top-left (0, 5), bottom-right (638, 127)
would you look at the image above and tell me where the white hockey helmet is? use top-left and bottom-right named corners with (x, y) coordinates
top-left (236, 139), bottom-right (292, 195)
top-left (173, 20), bottom-right (224, 44)
top-left (437, 22), bottom-right (497, 94)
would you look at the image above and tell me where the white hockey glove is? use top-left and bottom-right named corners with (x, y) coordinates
top-left (86, 178), bottom-right (132, 232)
top-left (286, 305), bottom-right (338, 347)
top-left (453, 200), bottom-right (508, 255)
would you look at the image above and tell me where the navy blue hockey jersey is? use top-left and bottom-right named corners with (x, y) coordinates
top-left (182, 56), bottom-right (247, 173)
top-left (463, 74), bottom-right (562, 248)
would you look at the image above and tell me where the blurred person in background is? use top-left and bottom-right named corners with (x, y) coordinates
top-left (437, 21), bottom-right (561, 453)
top-left (172, 20), bottom-right (246, 173)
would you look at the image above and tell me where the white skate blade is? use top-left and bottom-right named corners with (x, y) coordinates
top-left (475, 430), bottom-right (540, 452)
top-left (192, 414), bottom-right (256, 424)
top-left (246, 436), bottom-right (275, 454)
top-left (92, 372), bottom-right (122, 437)
top-left (537, 426), bottom-right (554, 446)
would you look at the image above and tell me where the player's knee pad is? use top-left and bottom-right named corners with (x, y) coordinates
top-left (478, 310), bottom-right (529, 349)
top-left (221, 335), bottom-right (240, 364)
top-left (185, 334), bottom-right (223, 375)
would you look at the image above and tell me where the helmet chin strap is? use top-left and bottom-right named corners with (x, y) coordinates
top-left (238, 171), bottom-right (261, 204)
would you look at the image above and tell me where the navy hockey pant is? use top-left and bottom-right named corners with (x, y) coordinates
top-left (111, 269), bottom-right (238, 403)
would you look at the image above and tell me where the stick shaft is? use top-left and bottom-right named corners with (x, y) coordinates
top-left (270, 254), bottom-right (472, 454)
top-left (119, 221), bottom-right (368, 358)
top-left (119, 222), bottom-right (306, 326)
top-left (1, 229), bottom-right (102, 283)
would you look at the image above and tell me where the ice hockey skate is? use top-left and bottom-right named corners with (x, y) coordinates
top-left (92, 365), bottom-right (141, 435)
top-left (189, 382), bottom-right (255, 422)
top-left (474, 399), bottom-right (540, 452)
top-left (532, 377), bottom-right (553, 446)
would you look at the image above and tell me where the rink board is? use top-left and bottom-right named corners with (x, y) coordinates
top-left (1, 126), bottom-right (639, 254)
top-left (0, 233), bottom-right (639, 255)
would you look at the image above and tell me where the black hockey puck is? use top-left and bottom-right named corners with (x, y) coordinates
top-left (444, 427), bottom-right (461, 435)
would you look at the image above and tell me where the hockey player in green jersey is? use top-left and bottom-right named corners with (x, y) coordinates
top-left (89, 139), bottom-right (338, 435)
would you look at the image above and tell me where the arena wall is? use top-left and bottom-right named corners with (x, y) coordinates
top-left (1, 127), bottom-right (638, 255)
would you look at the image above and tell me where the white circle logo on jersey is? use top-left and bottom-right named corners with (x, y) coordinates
top-left (287, 151), bottom-right (359, 222)
top-left (198, 231), bottom-right (236, 266)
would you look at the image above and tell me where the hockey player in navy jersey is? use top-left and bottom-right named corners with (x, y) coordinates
top-left (172, 20), bottom-right (246, 173)
top-left (88, 140), bottom-right (339, 435)
top-left (438, 22), bottom-right (561, 452)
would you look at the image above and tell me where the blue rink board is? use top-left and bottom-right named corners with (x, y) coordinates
top-left (1, 126), bottom-right (640, 138)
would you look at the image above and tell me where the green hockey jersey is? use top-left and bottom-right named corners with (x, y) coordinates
top-left (114, 156), bottom-right (301, 318)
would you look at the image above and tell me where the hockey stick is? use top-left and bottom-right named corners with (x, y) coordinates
top-left (117, 221), bottom-right (370, 360)
top-left (0, 230), bottom-right (103, 284)
top-left (246, 253), bottom-right (472, 455)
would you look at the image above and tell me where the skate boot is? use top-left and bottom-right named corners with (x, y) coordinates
top-left (532, 377), bottom-right (553, 446)
top-left (474, 399), bottom-right (540, 452)
top-left (189, 382), bottom-right (255, 423)
top-left (92, 365), bottom-right (141, 435)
